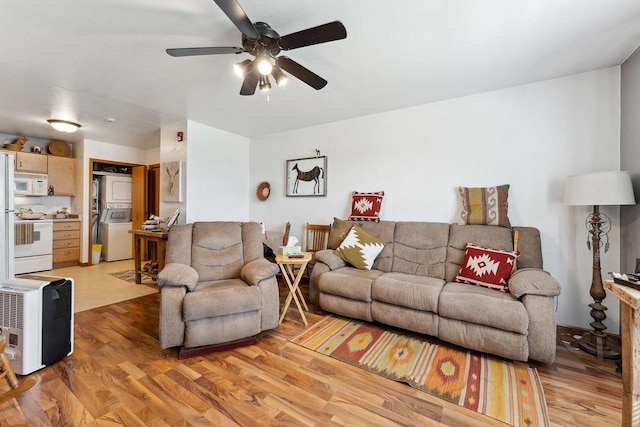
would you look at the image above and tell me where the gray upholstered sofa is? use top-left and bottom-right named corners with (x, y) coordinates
top-left (309, 220), bottom-right (561, 364)
top-left (157, 222), bottom-right (280, 349)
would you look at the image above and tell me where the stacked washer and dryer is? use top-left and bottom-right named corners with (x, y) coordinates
top-left (97, 174), bottom-right (132, 261)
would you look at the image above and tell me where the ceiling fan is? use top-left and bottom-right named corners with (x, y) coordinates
top-left (166, 0), bottom-right (347, 96)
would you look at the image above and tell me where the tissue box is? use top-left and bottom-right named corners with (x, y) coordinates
top-left (278, 246), bottom-right (301, 256)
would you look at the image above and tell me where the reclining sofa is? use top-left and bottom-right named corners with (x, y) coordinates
top-left (309, 219), bottom-right (561, 364)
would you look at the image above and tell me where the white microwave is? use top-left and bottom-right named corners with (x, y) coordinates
top-left (15, 173), bottom-right (48, 196)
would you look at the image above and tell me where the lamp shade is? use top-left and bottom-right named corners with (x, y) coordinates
top-left (564, 171), bottom-right (636, 206)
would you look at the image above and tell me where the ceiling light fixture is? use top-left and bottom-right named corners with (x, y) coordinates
top-left (233, 59), bottom-right (253, 78)
top-left (256, 54), bottom-right (273, 76)
top-left (47, 119), bottom-right (81, 133)
top-left (233, 53), bottom-right (287, 93)
top-left (259, 75), bottom-right (271, 92)
top-left (271, 65), bottom-right (288, 86)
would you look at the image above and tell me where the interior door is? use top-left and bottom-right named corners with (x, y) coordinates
top-left (131, 165), bottom-right (147, 257)
top-left (148, 165), bottom-right (160, 218)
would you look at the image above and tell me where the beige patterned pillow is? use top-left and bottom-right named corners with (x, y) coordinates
top-left (334, 225), bottom-right (385, 270)
top-left (459, 184), bottom-right (511, 228)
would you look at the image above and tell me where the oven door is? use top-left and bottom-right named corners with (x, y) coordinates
top-left (15, 221), bottom-right (54, 257)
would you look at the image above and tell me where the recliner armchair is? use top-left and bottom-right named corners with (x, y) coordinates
top-left (157, 221), bottom-right (280, 349)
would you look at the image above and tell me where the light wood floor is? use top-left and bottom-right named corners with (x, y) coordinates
top-left (0, 267), bottom-right (623, 426)
top-left (27, 259), bottom-right (158, 313)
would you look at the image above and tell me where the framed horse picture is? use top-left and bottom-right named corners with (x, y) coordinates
top-left (286, 156), bottom-right (327, 197)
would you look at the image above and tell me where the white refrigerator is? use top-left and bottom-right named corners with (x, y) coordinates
top-left (1, 152), bottom-right (15, 281)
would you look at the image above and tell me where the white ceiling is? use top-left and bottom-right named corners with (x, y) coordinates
top-left (1, 0), bottom-right (640, 149)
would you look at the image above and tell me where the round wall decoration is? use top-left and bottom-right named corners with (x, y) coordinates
top-left (256, 181), bottom-right (271, 201)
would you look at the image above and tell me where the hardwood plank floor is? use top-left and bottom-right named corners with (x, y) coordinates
top-left (0, 278), bottom-right (623, 426)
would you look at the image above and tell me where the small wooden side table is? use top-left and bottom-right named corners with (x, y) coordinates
top-left (276, 252), bottom-right (311, 325)
top-left (129, 229), bottom-right (169, 284)
top-left (604, 279), bottom-right (640, 427)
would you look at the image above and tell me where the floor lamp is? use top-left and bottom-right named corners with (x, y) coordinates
top-left (564, 171), bottom-right (636, 360)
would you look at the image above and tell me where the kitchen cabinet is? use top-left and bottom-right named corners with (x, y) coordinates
top-left (15, 152), bottom-right (47, 173)
top-left (52, 220), bottom-right (80, 268)
top-left (47, 156), bottom-right (76, 196)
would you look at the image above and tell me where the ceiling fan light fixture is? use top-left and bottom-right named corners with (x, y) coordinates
top-left (47, 119), bottom-right (81, 133)
top-left (256, 55), bottom-right (273, 76)
top-left (271, 65), bottom-right (288, 86)
top-left (259, 75), bottom-right (271, 92)
top-left (233, 59), bottom-right (253, 78)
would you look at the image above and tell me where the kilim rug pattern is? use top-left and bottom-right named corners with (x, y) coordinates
top-left (109, 270), bottom-right (156, 288)
top-left (291, 315), bottom-right (549, 427)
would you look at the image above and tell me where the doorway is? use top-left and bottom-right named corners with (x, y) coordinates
top-left (88, 160), bottom-right (147, 265)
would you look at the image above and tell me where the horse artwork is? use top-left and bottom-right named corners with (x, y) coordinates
top-left (292, 163), bottom-right (324, 194)
top-left (286, 156), bottom-right (327, 197)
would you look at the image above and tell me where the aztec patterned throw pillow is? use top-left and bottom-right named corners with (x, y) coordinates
top-left (455, 244), bottom-right (519, 292)
top-left (348, 191), bottom-right (384, 223)
top-left (334, 225), bottom-right (385, 270)
top-left (459, 185), bottom-right (511, 228)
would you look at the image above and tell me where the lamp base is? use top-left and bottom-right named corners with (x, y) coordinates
top-left (575, 331), bottom-right (620, 360)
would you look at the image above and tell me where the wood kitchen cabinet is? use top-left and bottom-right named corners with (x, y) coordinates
top-left (47, 156), bottom-right (76, 196)
top-left (53, 220), bottom-right (80, 268)
top-left (15, 152), bottom-right (47, 173)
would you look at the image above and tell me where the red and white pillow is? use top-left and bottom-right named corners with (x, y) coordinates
top-left (348, 191), bottom-right (384, 223)
top-left (455, 244), bottom-right (519, 292)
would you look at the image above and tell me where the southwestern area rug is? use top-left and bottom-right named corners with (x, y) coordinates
top-left (109, 269), bottom-right (157, 289)
top-left (291, 315), bottom-right (550, 427)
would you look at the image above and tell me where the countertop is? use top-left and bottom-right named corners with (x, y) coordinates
top-left (45, 215), bottom-right (80, 222)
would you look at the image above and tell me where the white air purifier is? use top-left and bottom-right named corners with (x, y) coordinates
top-left (0, 276), bottom-right (74, 375)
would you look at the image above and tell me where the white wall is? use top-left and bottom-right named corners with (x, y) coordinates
top-left (77, 120), bottom-right (250, 263)
top-left (621, 45), bottom-right (640, 273)
top-left (77, 139), bottom-right (151, 263)
top-left (146, 147), bottom-right (160, 166)
top-left (250, 67), bottom-right (623, 331)
top-left (185, 120), bottom-right (250, 222)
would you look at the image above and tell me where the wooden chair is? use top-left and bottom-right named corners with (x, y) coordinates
top-left (304, 224), bottom-right (331, 277)
top-left (0, 336), bottom-right (35, 405)
top-left (283, 222), bottom-right (291, 246)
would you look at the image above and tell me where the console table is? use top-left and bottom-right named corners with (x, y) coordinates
top-left (129, 230), bottom-right (168, 284)
top-left (604, 279), bottom-right (640, 427)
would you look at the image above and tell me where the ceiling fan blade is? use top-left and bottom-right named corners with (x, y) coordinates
top-left (276, 57), bottom-right (327, 90)
top-left (240, 70), bottom-right (259, 95)
top-left (166, 47), bottom-right (243, 57)
top-left (213, 0), bottom-right (259, 40)
top-left (278, 21), bottom-right (347, 51)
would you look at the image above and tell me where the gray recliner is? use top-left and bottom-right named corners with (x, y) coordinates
top-left (157, 221), bottom-right (280, 349)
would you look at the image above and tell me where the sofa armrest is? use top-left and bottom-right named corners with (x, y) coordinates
top-left (241, 258), bottom-right (279, 286)
top-left (315, 249), bottom-right (347, 270)
top-left (508, 268), bottom-right (561, 299)
top-left (158, 263), bottom-right (199, 291)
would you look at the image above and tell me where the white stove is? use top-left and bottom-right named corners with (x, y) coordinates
top-left (14, 204), bottom-right (53, 274)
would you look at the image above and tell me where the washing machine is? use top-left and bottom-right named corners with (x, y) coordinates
top-left (100, 222), bottom-right (133, 261)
